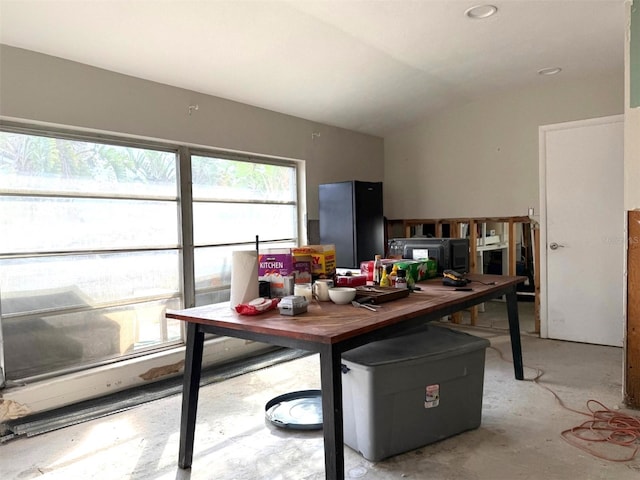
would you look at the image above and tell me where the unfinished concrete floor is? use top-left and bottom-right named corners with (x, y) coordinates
top-left (1, 301), bottom-right (639, 480)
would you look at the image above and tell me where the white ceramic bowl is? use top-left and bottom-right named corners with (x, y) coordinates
top-left (328, 287), bottom-right (357, 305)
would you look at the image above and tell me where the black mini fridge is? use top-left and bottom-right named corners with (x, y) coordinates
top-left (319, 181), bottom-right (384, 269)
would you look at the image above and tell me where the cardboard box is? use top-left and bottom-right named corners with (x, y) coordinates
top-left (259, 249), bottom-right (312, 296)
top-left (263, 274), bottom-right (294, 298)
top-left (258, 248), bottom-right (293, 277)
top-left (293, 245), bottom-right (336, 276)
top-left (393, 259), bottom-right (437, 282)
top-left (292, 256), bottom-right (312, 284)
top-left (360, 259), bottom-right (397, 282)
top-left (360, 260), bottom-right (374, 282)
top-left (259, 249), bottom-right (291, 298)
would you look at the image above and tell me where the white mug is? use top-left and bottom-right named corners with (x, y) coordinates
top-left (313, 279), bottom-right (334, 302)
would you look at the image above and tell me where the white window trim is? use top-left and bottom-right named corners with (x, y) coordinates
top-left (2, 337), bottom-right (276, 416)
top-left (0, 120), bottom-right (307, 417)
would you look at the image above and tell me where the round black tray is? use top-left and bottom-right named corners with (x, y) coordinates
top-left (265, 389), bottom-right (323, 430)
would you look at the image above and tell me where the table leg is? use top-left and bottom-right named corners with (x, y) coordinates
top-left (319, 345), bottom-right (345, 480)
top-left (179, 322), bottom-right (205, 468)
top-left (506, 289), bottom-right (524, 380)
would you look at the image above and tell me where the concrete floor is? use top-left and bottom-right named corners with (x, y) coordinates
top-left (2, 301), bottom-right (640, 480)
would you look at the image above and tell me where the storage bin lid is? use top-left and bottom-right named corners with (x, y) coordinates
top-left (342, 325), bottom-right (490, 367)
top-left (265, 390), bottom-right (323, 430)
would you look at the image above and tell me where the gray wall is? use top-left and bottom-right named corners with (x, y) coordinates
top-left (384, 72), bottom-right (624, 219)
top-left (0, 45), bottom-right (384, 227)
top-left (0, 45), bottom-right (627, 224)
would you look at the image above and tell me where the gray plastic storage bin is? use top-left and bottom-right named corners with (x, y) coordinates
top-left (341, 325), bottom-right (490, 462)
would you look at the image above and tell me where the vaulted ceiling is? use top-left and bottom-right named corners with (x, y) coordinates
top-left (0, 1), bottom-right (626, 136)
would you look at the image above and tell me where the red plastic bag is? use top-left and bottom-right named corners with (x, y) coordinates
top-left (235, 298), bottom-right (280, 316)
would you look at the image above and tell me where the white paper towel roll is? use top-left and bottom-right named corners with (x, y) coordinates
top-left (230, 250), bottom-right (259, 309)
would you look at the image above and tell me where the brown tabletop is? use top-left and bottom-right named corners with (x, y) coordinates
top-left (168, 273), bottom-right (524, 343)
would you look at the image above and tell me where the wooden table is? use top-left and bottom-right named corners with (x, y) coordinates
top-left (167, 274), bottom-right (526, 479)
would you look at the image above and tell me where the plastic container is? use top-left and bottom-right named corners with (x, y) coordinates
top-left (372, 254), bottom-right (382, 285)
top-left (278, 295), bottom-right (308, 316)
top-left (265, 390), bottom-right (322, 430)
top-left (341, 325), bottom-right (490, 461)
top-left (394, 269), bottom-right (407, 289)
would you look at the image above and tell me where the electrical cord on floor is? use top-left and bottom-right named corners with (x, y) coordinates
top-left (489, 345), bottom-right (640, 462)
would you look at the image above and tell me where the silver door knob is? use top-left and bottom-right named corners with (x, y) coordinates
top-left (549, 242), bottom-right (565, 250)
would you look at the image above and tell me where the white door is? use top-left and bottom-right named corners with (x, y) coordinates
top-left (539, 115), bottom-right (624, 347)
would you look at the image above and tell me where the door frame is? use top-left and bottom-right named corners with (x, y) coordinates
top-left (538, 114), bottom-right (625, 340)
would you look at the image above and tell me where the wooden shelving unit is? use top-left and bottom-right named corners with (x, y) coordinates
top-left (386, 216), bottom-right (539, 331)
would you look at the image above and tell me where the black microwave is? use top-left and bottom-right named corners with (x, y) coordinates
top-left (387, 237), bottom-right (470, 274)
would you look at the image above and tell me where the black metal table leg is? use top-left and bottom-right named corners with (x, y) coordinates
top-left (179, 322), bottom-right (205, 468)
top-left (319, 345), bottom-right (345, 480)
top-left (506, 289), bottom-right (524, 380)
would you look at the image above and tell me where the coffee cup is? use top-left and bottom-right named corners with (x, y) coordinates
top-left (313, 279), bottom-right (334, 302)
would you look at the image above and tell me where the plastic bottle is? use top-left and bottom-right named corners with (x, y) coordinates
top-left (389, 264), bottom-right (398, 287)
top-left (373, 254), bottom-right (382, 285)
top-left (380, 264), bottom-right (391, 287)
top-left (395, 269), bottom-right (407, 289)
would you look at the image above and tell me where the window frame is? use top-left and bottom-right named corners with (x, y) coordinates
top-left (0, 121), bottom-right (305, 388)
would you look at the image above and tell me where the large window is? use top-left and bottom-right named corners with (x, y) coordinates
top-left (0, 128), bottom-right (300, 384)
top-left (191, 154), bottom-right (298, 306)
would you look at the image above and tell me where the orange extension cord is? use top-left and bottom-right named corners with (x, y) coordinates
top-left (489, 345), bottom-right (640, 462)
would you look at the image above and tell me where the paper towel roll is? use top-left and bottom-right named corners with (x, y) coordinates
top-left (230, 250), bottom-right (259, 309)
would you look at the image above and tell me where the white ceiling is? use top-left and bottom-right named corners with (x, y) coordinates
top-left (0, 0), bottom-right (627, 137)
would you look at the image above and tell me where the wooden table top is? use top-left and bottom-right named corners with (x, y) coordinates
top-left (166, 274), bottom-right (525, 345)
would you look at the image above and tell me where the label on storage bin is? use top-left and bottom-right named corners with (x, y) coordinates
top-left (424, 384), bottom-right (440, 408)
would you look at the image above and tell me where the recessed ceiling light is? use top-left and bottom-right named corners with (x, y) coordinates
top-left (537, 67), bottom-right (562, 76)
top-left (465, 5), bottom-right (498, 19)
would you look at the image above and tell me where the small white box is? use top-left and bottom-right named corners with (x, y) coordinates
top-left (277, 295), bottom-right (308, 316)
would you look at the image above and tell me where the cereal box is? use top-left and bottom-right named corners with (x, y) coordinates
top-left (293, 244), bottom-right (336, 276)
